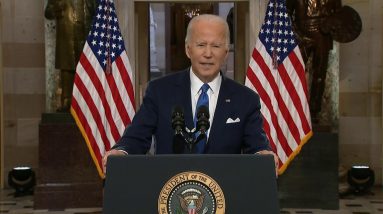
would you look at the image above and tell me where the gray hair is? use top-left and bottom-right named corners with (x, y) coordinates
top-left (185, 14), bottom-right (230, 48)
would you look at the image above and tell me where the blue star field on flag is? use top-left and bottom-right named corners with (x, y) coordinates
top-left (258, 0), bottom-right (297, 67)
top-left (87, 0), bottom-right (125, 73)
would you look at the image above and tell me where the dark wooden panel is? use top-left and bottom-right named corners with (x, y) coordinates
top-left (234, 1), bottom-right (248, 84)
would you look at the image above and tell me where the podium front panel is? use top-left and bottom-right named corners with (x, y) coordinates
top-left (104, 154), bottom-right (279, 213)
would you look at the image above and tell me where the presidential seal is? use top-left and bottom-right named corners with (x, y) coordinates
top-left (158, 171), bottom-right (225, 214)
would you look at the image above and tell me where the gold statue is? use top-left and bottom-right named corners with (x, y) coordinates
top-left (287, 0), bottom-right (361, 123)
top-left (45, 0), bottom-right (96, 112)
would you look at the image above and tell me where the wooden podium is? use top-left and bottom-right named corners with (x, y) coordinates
top-left (34, 113), bottom-right (103, 209)
top-left (104, 155), bottom-right (279, 213)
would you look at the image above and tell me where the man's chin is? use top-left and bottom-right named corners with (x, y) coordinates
top-left (199, 73), bottom-right (219, 82)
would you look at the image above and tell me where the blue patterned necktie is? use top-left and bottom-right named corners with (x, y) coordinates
top-left (194, 83), bottom-right (210, 153)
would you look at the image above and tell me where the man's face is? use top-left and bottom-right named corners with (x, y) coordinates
top-left (185, 20), bottom-right (229, 83)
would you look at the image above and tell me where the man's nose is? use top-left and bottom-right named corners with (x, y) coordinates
top-left (203, 46), bottom-right (213, 57)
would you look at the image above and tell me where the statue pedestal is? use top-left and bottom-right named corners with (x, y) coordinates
top-left (34, 113), bottom-right (103, 209)
top-left (278, 131), bottom-right (339, 209)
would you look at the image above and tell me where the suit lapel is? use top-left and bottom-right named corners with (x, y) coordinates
top-left (208, 75), bottom-right (233, 147)
top-left (175, 69), bottom-right (194, 130)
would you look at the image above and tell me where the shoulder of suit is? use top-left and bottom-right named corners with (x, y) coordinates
top-left (223, 77), bottom-right (260, 98)
top-left (148, 70), bottom-right (187, 88)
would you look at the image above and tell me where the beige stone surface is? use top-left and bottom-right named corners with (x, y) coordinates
top-left (3, 118), bottom-right (39, 148)
top-left (3, 120), bottom-right (16, 147)
top-left (339, 2), bottom-right (370, 93)
top-left (16, 118), bottom-right (39, 147)
top-left (0, 0), bottom-right (14, 43)
top-left (339, 117), bottom-right (382, 145)
top-left (3, 68), bottom-right (45, 94)
top-left (339, 92), bottom-right (382, 117)
top-left (3, 94), bottom-right (45, 120)
top-left (339, 0), bottom-right (383, 185)
top-left (14, 0), bottom-right (44, 18)
top-left (1, 0), bottom-right (44, 43)
top-left (13, 16), bottom-right (44, 43)
top-left (2, 43), bottom-right (44, 67)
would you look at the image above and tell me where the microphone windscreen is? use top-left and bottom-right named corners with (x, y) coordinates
top-left (172, 105), bottom-right (184, 116)
top-left (197, 105), bottom-right (209, 118)
top-left (171, 105), bottom-right (185, 131)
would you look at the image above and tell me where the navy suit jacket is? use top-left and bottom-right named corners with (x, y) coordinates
top-left (113, 69), bottom-right (270, 154)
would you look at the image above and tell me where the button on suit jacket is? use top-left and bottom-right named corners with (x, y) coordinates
top-left (113, 69), bottom-right (270, 154)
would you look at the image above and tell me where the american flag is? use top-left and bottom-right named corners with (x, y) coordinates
top-left (71, 0), bottom-right (135, 178)
top-left (245, 0), bottom-right (312, 174)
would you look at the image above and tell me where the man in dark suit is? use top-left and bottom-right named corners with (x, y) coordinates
top-left (103, 14), bottom-right (278, 174)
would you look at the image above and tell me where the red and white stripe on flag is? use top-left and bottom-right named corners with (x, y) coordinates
top-left (245, 0), bottom-right (312, 174)
top-left (70, 0), bottom-right (135, 178)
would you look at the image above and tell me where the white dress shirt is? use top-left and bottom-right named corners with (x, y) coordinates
top-left (189, 68), bottom-right (222, 138)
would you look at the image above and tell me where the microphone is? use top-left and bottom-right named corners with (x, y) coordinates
top-left (171, 105), bottom-right (185, 135)
top-left (171, 106), bottom-right (186, 153)
top-left (196, 105), bottom-right (210, 134)
top-left (194, 105), bottom-right (210, 144)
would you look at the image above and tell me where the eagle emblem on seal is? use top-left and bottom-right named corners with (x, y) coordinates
top-left (178, 188), bottom-right (207, 214)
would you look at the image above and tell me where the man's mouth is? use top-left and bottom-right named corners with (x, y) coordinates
top-left (200, 62), bottom-right (214, 67)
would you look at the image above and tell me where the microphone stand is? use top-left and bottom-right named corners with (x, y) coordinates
top-left (182, 128), bottom-right (207, 153)
top-left (171, 105), bottom-right (209, 153)
top-left (184, 130), bottom-right (196, 153)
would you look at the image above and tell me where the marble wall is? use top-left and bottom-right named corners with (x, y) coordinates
top-left (339, 0), bottom-right (383, 184)
top-left (0, 0), bottom-right (45, 186)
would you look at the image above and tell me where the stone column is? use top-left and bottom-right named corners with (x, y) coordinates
top-left (149, 6), bottom-right (160, 75)
top-left (317, 42), bottom-right (340, 129)
top-left (44, 0), bottom-right (60, 113)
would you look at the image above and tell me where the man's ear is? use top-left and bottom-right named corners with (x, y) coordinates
top-left (185, 44), bottom-right (191, 59)
top-left (224, 47), bottom-right (229, 59)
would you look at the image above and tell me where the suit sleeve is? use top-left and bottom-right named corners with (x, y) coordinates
top-left (112, 82), bottom-right (158, 154)
top-left (242, 92), bottom-right (271, 154)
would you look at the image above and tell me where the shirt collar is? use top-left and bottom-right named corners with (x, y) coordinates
top-left (190, 68), bottom-right (222, 96)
